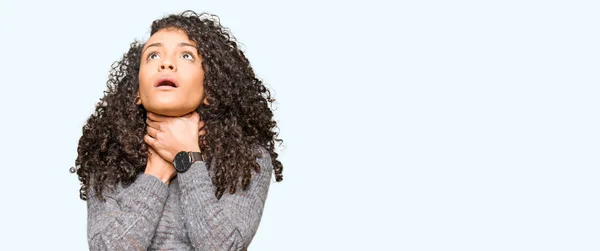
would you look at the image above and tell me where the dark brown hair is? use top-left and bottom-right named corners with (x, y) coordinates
top-left (74, 10), bottom-right (283, 200)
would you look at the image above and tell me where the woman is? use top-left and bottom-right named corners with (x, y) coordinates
top-left (72, 10), bottom-right (284, 250)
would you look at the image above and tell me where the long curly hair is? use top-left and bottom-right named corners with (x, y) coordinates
top-left (74, 10), bottom-right (283, 201)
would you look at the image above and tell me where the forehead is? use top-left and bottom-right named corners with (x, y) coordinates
top-left (144, 29), bottom-right (196, 47)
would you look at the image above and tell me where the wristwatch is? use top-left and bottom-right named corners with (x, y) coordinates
top-left (173, 151), bottom-right (204, 173)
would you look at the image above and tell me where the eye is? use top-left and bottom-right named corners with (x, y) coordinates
top-left (181, 52), bottom-right (195, 61)
top-left (147, 52), bottom-right (161, 60)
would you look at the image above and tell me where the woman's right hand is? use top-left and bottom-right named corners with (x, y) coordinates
top-left (144, 145), bottom-right (176, 184)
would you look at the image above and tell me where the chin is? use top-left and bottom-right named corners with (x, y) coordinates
top-left (144, 104), bottom-right (197, 117)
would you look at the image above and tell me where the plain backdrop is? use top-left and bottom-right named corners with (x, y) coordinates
top-left (0, 0), bottom-right (599, 250)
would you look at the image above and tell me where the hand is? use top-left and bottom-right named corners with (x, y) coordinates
top-left (144, 111), bottom-right (206, 162)
top-left (144, 145), bottom-right (176, 184)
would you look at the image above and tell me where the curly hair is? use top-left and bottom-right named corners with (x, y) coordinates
top-left (74, 10), bottom-right (283, 201)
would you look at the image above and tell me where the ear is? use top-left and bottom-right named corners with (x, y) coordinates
top-left (202, 94), bottom-right (210, 105)
top-left (135, 94), bottom-right (142, 105)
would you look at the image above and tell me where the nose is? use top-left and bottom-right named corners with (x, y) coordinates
top-left (159, 59), bottom-right (177, 72)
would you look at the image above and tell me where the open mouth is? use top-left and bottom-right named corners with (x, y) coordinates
top-left (157, 80), bottom-right (177, 88)
top-left (155, 76), bottom-right (178, 88)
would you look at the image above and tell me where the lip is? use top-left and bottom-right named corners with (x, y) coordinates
top-left (154, 75), bottom-right (179, 88)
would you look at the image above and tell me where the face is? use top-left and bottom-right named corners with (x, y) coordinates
top-left (138, 28), bottom-right (208, 116)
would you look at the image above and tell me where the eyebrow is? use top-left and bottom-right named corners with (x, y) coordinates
top-left (142, 42), bottom-right (197, 54)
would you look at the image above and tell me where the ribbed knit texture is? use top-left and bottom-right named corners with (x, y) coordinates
top-left (86, 149), bottom-right (273, 250)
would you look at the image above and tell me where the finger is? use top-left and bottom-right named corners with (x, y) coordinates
top-left (144, 134), bottom-right (156, 148)
top-left (191, 111), bottom-right (200, 121)
top-left (182, 112), bottom-right (194, 119)
top-left (147, 126), bottom-right (159, 139)
top-left (147, 112), bottom-right (156, 121)
top-left (183, 112), bottom-right (200, 122)
top-left (147, 112), bottom-right (168, 122)
top-left (198, 120), bottom-right (206, 129)
top-left (146, 119), bottom-right (161, 130)
top-left (198, 129), bottom-right (207, 137)
top-left (147, 144), bottom-right (157, 155)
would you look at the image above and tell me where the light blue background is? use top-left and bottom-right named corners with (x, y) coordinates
top-left (0, 0), bottom-right (598, 250)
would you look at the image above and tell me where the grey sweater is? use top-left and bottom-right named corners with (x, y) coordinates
top-left (86, 150), bottom-right (273, 250)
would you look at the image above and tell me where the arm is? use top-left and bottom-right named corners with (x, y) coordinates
top-left (87, 174), bottom-right (169, 251)
top-left (177, 150), bottom-right (273, 250)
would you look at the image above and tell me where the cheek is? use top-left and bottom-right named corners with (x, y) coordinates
top-left (137, 68), bottom-right (154, 94)
top-left (185, 68), bottom-right (205, 92)
top-left (195, 77), bottom-right (205, 92)
top-left (196, 69), bottom-right (206, 88)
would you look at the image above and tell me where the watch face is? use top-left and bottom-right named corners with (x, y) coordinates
top-left (174, 151), bottom-right (191, 172)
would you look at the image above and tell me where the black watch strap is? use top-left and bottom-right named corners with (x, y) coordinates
top-left (189, 151), bottom-right (204, 163)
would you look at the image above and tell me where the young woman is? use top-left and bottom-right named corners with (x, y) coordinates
top-left (72, 10), bottom-right (283, 250)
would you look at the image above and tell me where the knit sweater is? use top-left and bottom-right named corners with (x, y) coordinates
top-left (86, 150), bottom-right (273, 250)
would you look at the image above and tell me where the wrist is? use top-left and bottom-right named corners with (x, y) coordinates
top-left (144, 162), bottom-right (174, 184)
top-left (185, 145), bottom-right (201, 153)
top-left (144, 171), bottom-right (172, 184)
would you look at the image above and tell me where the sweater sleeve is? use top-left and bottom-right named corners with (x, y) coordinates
top-left (177, 149), bottom-right (273, 251)
top-left (86, 174), bottom-right (169, 251)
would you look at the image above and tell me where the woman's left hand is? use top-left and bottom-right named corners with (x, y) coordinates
top-left (145, 111), bottom-right (206, 162)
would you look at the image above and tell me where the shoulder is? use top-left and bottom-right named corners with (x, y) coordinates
top-left (86, 173), bottom-right (150, 201)
top-left (254, 145), bottom-right (274, 173)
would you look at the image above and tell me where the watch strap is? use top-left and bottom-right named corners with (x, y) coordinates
top-left (189, 151), bottom-right (204, 162)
